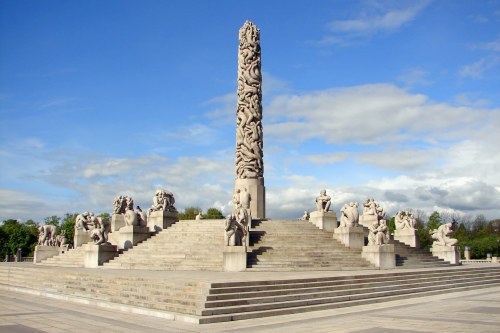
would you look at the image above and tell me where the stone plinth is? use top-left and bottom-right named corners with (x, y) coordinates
top-left (432, 245), bottom-right (460, 265)
top-left (112, 225), bottom-right (150, 250)
top-left (464, 248), bottom-right (471, 260)
top-left (309, 211), bottom-right (338, 232)
top-left (74, 229), bottom-right (91, 248)
top-left (223, 246), bottom-right (247, 272)
top-left (394, 228), bottom-right (419, 248)
top-left (362, 244), bottom-right (395, 269)
top-left (34, 245), bottom-right (60, 263)
top-left (147, 211), bottom-right (178, 232)
top-left (83, 244), bottom-right (118, 268)
top-left (234, 178), bottom-right (265, 220)
top-left (359, 214), bottom-right (378, 228)
top-left (334, 226), bottom-right (364, 250)
top-left (111, 214), bottom-right (125, 232)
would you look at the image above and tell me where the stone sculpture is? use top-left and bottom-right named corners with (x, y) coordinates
top-left (38, 224), bottom-right (57, 246)
top-left (236, 20), bottom-right (263, 179)
top-left (368, 219), bottom-right (390, 245)
top-left (195, 212), bottom-right (203, 220)
top-left (363, 197), bottom-right (385, 220)
top-left (89, 216), bottom-right (111, 245)
top-left (113, 195), bottom-right (134, 214)
top-left (430, 221), bottom-right (458, 246)
top-left (224, 213), bottom-right (246, 246)
top-left (75, 212), bottom-right (90, 231)
top-left (55, 230), bottom-right (67, 248)
top-left (395, 210), bottom-right (417, 230)
top-left (147, 189), bottom-right (177, 215)
top-left (315, 189), bottom-right (332, 212)
top-left (233, 20), bottom-right (266, 219)
top-left (300, 211), bottom-right (310, 221)
top-left (340, 202), bottom-right (359, 227)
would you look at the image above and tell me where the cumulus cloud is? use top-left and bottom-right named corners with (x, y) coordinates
top-left (266, 84), bottom-right (487, 145)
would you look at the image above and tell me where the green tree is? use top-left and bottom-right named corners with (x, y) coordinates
top-left (43, 215), bottom-right (61, 227)
top-left (178, 207), bottom-right (201, 220)
top-left (427, 211), bottom-right (442, 231)
top-left (0, 219), bottom-right (39, 257)
top-left (204, 208), bottom-right (224, 219)
top-left (60, 213), bottom-right (77, 247)
top-left (386, 216), bottom-right (396, 234)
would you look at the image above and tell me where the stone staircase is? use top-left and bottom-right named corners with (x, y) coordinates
top-left (391, 239), bottom-right (453, 268)
top-left (200, 266), bottom-right (500, 323)
top-left (247, 220), bottom-right (374, 271)
top-left (38, 245), bottom-right (87, 267)
top-left (103, 219), bottom-right (225, 271)
top-left (1, 264), bottom-right (498, 324)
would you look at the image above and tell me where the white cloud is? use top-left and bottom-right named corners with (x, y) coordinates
top-left (266, 84), bottom-right (486, 145)
top-left (473, 38), bottom-right (500, 52)
top-left (397, 68), bottom-right (431, 87)
top-left (316, 1), bottom-right (431, 45)
top-left (329, 2), bottom-right (429, 34)
top-left (459, 56), bottom-right (500, 79)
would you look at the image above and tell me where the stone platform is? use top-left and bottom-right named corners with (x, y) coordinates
top-left (1, 263), bottom-right (499, 325)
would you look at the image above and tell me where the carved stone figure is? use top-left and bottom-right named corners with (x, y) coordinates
top-left (430, 221), bottom-right (458, 246)
top-left (89, 216), bottom-right (111, 245)
top-left (368, 220), bottom-right (390, 245)
top-left (38, 224), bottom-right (57, 246)
top-left (135, 206), bottom-right (148, 227)
top-left (75, 212), bottom-right (90, 231)
top-left (362, 198), bottom-right (385, 220)
top-left (300, 211), bottom-right (310, 221)
top-left (55, 230), bottom-right (67, 248)
top-left (395, 210), bottom-right (417, 230)
top-left (224, 214), bottom-right (246, 246)
top-left (340, 202), bottom-right (359, 227)
top-left (147, 189), bottom-right (177, 215)
top-left (235, 21), bottom-right (263, 179)
top-left (195, 212), bottom-right (203, 220)
top-left (315, 189), bottom-right (332, 212)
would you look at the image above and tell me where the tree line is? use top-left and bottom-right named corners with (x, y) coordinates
top-left (1, 207), bottom-right (224, 258)
top-left (2, 208), bottom-right (498, 259)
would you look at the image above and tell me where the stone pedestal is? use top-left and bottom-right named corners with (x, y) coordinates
top-left (234, 178), bottom-right (265, 220)
top-left (334, 226), bottom-right (364, 250)
top-left (362, 244), bottom-right (395, 269)
top-left (309, 211), bottom-right (338, 232)
top-left (74, 229), bottom-right (91, 248)
top-left (34, 245), bottom-right (60, 263)
top-left (223, 246), bottom-right (247, 272)
top-left (112, 225), bottom-right (150, 250)
top-left (464, 247), bottom-right (471, 260)
top-left (394, 228), bottom-right (419, 248)
top-left (359, 214), bottom-right (377, 228)
top-left (83, 244), bottom-right (118, 268)
top-left (147, 211), bottom-right (178, 232)
top-left (111, 214), bottom-right (126, 232)
top-left (431, 245), bottom-right (460, 265)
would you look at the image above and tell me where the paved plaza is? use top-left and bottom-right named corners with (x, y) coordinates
top-left (1, 284), bottom-right (499, 333)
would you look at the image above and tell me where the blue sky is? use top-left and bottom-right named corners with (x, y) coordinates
top-left (1, 0), bottom-right (499, 223)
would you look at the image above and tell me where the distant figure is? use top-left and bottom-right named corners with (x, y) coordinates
top-left (300, 211), bottom-right (310, 221)
top-left (195, 212), bottom-right (203, 220)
